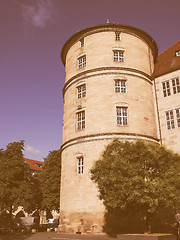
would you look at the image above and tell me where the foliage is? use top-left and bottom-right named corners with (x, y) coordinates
top-left (90, 140), bottom-right (180, 233)
top-left (0, 141), bottom-right (39, 215)
top-left (39, 150), bottom-right (61, 212)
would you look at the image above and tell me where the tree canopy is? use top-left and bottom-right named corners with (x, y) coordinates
top-left (0, 141), bottom-right (39, 215)
top-left (90, 140), bottom-right (180, 233)
top-left (39, 150), bottom-right (61, 212)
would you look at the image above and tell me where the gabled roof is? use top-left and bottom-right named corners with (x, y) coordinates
top-left (154, 40), bottom-right (180, 78)
top-left (24, 157), bottom-right (44, 171)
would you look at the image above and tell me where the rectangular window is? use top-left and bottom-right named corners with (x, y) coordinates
top-left (115, 80), bottom-right (126, 93)
top-left (176, 108), bottom-right (180, 127)
top-left (172, 77), bottom-right (180, 94)
top-left (162, 81), bottom-right (171, 97)
top-left (77, 156), bottom-right (84, 175)
top-left (165, 110), bottom-right (175, 130)
top-left (77, 111), bottom-right (85, 130)
top-left (78, 55), bottom-right (86, 69)
top-left (113, 50), bottom-right (124, 62)
top-left (80, 38), bottom-right (84, 47)
top-left (77, 84), bottom-right (86, 99)
top-left (116, 107), bottom-right (128, 126)
top-left (115, 32), bottom-right (121, 41)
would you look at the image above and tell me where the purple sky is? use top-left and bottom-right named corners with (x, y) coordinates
top-left (0, 0), bottom-right (179, 162)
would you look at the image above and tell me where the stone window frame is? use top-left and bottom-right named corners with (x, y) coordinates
top-left (113, 49), bottom-right (125, 62)
top-left (165, 109), bottom-right (175, 130)
top-left (116, 106), bottom-right (128, 126)
top-left (115, 32), bottom-right (121, 41)
top-left (76, 110), bottom-right (85, 131)
top-left (172, 77), bottom-right (180, 95)
top-left (114, 78), bottom-right (127, 93)
top-left (77, 83), bottom-right (86, 99)
top-left (176, 108), bottom-right (180, 128)
top-left (78, 54), bottom-right (86, 69)
top-left (162, 80), bottom-right (171, 97)
top-left (77, 155), bottom-right (84, 175)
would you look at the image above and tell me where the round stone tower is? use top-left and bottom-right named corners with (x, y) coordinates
top-left (60, 23), bottom-right (159, 233)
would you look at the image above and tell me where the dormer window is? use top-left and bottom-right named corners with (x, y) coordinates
top-left (36, 163), bottom-right (42, 168)
top-left (175, 50), bottom-right (180, 57)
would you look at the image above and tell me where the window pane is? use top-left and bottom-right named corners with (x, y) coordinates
top-left (116, 107), bottom-right (128, 126)
top-left (77, 84), bottom-right (86, 99)
top-left (77, 111), bottom-right (85, 130)
top-left (166, 110), bottom-right (175, 130)
top-left (162, 81), bottom-right (171, 97)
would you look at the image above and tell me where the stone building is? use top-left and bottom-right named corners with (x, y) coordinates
top-left (59, 23), bottom-right (162, 233)
top-left (154, 40), bottom-right (180, 154)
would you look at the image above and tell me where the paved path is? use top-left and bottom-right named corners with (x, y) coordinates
top-left (0, 232), bottom-right (116, 240)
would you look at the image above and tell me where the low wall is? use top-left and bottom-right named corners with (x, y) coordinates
top-left (117, 234), bottom-right (176, 240)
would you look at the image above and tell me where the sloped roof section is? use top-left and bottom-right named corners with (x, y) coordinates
top-left (24, 157), bottom-right (44, 171)
top-left (154, 40), bottom-right (180, 78)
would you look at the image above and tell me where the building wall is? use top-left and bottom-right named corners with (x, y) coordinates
top-left (155, 69), bottom-right (180, 153)
top-left (60, 24), bottom-right (159, 233)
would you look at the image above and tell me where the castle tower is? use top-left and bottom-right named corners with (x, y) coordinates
top-left (60, 23), bottom-right (159, 233)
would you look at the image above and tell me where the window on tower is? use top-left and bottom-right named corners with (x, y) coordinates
top-left (80, 38), bottom-right (84, 47)
top-left (114, 79), bottom-right (127, 93)
top-left (113, 50), bottom-right (125, 62)
top-left (116, 107), bottom-right (128, 126)
top-left (162, 80), bottom-right (171, 97)
top-left (165, 110), bottom-right (175, 130)
top-left (115, 32), bottom-right (121, 41)
top-left (176, 108), bottom-right (180, 128)
top-left (77, 111), bottom-right (85, 130)
top-left (77, 84), bottom-right (86, 99)
top-left (78, 55), bottom-right (86, 69)
top-left (77, 156), bottom-right (84, 175)
top-left (172, 77), bottom-right (180, 94)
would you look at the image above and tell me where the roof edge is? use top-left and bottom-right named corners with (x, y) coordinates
top-left (61, 23), bottom-right (158, 66)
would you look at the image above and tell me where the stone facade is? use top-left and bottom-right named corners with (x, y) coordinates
top-left (59, 24), bottom-right (160, 233)
top-left (154, 41), bottom-right (180, 154)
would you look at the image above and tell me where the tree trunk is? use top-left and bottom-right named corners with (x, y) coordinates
top-left (145, 212), bottom-right (152, 233)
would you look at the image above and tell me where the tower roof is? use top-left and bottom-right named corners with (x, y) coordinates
top-left (154, 40), bottom-right (180, 78)
top-left (61, 23), bottom-right (158, 66)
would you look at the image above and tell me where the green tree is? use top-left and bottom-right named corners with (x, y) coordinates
top-left (90, 140), bottom-right (180, 233)
top-left (39, 150), bottom-right (61, 212)
top-left (0, 141), bottom-right (39, 217)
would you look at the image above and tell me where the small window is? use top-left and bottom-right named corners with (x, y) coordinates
top-left (78, 55), bottom-right (86, 69)
top-left (162, 80), bottom-right (171, 97)
top-left (115, 80), bottom-right (126, 93)
top-left (80, 38), bottom-right (84, 47)
top-left (175, 50), bottom-right (180, 57)
top-left (77, 156), bottom-right (84, 175)
top-left (77, 111), bottom-right (85, 130)
top-left (176, 108), bottom-right (180, 128)
top-left (115, 32), bottom-right (121, 41)
top-left (172, 77), bottom-right (180, 94)
top-left (113, 50), bottom-right (124, 62)
top-left (36, 163), bottom-right (42, 168)
top-left (116, 107), bottom-right (128, 126)
top-left (77, 84), bottom-right (86, 99)
top-left (165, 110), bottom-right (175, 130)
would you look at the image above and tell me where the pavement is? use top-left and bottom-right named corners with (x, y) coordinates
top-left (0, 232), bottom-right (116, 240)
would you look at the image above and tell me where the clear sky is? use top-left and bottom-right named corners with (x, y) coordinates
top-left (0, 0), bottom-right (179, 162)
